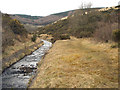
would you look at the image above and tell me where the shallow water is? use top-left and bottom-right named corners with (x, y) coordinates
top-left (1, 40), bottom-right (52, 88)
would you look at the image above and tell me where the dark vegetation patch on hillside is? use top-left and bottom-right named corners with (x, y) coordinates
top-left (2, 14), bottom-right (28, 53)
top-left (13, 14), bottom-right (43, 20)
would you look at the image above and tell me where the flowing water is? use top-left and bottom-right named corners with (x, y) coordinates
top-left (1, 40), bottom-right (52, 88)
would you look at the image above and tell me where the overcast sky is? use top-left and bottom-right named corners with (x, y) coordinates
top-left (0, 0), bottom-right (120, 16)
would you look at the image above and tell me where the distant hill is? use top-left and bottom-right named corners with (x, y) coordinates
top-left (9, 7), bottom-right (104, 26)
top-left (10, 10), bottom-right (76, 26)
top-left (13, 14), bottom-right (43, 19)
top-left (51, 10), bottom-right (75, 16)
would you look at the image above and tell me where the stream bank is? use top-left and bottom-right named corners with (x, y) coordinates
top-left (1, 40), bottom-right (52, 88)
top-left (2, 41), bottom-right (44, 73)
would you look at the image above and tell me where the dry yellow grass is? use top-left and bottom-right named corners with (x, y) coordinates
top-left (30, 37), bottom-right (118, 88)
top-left (39, 34), bottom-right (53, 42)
top-left (2, 34), bottom-right (47, 71)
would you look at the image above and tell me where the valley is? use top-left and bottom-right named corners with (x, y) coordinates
top-left (1, 4), bottom-right (119, 89)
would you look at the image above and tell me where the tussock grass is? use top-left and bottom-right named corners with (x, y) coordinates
top-left (29, 37), bottom-right (118, 88)
top-left (60, 53), bottom-right (81, 63)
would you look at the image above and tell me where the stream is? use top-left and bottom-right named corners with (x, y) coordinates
top-left (1, 40), bottom-right (52, 89)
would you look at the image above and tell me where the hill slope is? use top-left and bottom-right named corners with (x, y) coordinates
top-left (10, 10), bottom-right (75, 25)
top-left (9, 7), bottom-right (105, 26)
top-left (37, 6), bottom-right (119, 42)
top-left (2, 14), bottom-right (28, 52)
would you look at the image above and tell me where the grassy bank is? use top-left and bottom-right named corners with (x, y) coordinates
top-left (29, 37), bottom-right (118, 88)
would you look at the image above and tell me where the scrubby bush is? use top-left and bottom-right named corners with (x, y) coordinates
top-left (31, 34), bottom-right (37, 42)
top-left (93, 22), bottom-right (118, 42)
top-left (79, 31), bottom-right (92, 38)
top-left (111, 44), bottom-right (118, 48)
top-left (112, 29), bottom-right (120, 42)
top-left (59, 34), bottom-right (70, 40)
top-left (9, 19), bottom-right (28, 37)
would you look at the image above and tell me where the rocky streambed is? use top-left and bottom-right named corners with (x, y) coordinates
top-left (1, 40), bottom-right (52, 88)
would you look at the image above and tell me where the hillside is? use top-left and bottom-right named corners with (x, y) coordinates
top-left (10, 8), bottom-right (103, 26)
top-left (37, 6), bottom-right (119, 42)
top-left (10, 10), bottom-right (75, 26)
top-left (2, 14), bottom-right (28, 52)
top-left (51, 10), bottom-right (75, 16)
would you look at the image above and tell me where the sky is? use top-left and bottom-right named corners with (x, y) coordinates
top-left (0, 0), bottom-right (120, 16)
